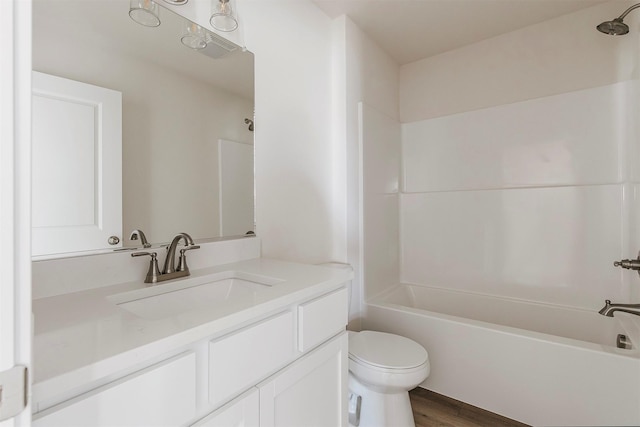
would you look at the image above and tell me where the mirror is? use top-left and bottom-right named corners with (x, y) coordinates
top-left (32, 0), bottom-right (254, 258)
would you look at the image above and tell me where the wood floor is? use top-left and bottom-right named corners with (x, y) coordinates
top-left (409, 388), bottom-right (530, 427)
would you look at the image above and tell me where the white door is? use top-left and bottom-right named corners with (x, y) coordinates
top-left (218, 139), bottom-right (254, 236)
top-left (258, 333), bottom-right (348, 427)
top-left (31, 71), bottom-right (122, 256)
top-left (0, 1), bottom-right (32, 426)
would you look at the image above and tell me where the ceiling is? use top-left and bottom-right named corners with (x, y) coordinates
top-left (312, 0), bottom-right (608, 64)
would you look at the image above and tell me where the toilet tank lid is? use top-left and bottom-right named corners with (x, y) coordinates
top-left (349, 331), bottom-right (428, 369)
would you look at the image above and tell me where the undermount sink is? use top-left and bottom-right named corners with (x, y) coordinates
top-left (107, 271), bottom-right (283, 320)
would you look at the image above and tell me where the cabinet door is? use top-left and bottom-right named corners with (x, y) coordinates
top-left (259, 332), bottom-right (348, 427)
top-left (32, 352), bottom-right (196, 427)
top-left (191, 388), bottom-right (259, 427)
top-left (32, 71), bottom-right (122, 256)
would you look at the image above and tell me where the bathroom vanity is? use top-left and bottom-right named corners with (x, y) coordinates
top-left (31, 256), bottom-right (351, 426)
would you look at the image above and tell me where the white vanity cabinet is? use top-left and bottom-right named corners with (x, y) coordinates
top-left (33, 283), bottom-right (349, 427)
top-left (194, 287), bottom-right (349, 427)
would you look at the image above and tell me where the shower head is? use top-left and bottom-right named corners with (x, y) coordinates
top-left (597, 18), bottom-right (629, 35)
top-left (597, 3), bottom-right (640, 35)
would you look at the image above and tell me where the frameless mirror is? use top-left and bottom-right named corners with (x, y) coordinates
top-left (32, 0), bottom-right (255, 258)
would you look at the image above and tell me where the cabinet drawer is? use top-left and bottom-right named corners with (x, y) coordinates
top-left (298, 288), bottom-right (348, 352)
top-left (209, 310), bottom-right (294, 405)
top-left (33, 352), bottom-right (196, 427)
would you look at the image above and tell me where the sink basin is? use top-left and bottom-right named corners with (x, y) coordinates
top-left (108, 271), bottom-right (283, 320)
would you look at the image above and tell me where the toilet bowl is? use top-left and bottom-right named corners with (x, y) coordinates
top-left (348, 331), bottom-right (429, 427)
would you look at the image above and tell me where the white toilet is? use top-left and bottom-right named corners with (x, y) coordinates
top-left (348, 331), bottom-right (430, 427)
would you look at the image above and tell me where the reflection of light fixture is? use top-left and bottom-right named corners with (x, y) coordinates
top-left (129, 0), bottom-right (161, 27)
top-left (162, 0), bottom-right (188, 4)
top-left (210, 0), bottom-right (238, 32)
top-left (181, 22), bottom-right (207, 50)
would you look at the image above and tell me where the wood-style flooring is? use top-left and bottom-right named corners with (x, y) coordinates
top-left (409, 387), bottom-right (530, 427)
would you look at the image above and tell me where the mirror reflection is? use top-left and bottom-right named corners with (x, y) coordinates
top-left (32, 0), bottom-right (255, 258)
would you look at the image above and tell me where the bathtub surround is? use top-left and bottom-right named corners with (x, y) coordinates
top-left (400, 81), bottom-right (639, 309)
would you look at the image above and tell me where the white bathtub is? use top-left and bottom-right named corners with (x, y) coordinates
top-left (364, 284), bottom-right (640, 426)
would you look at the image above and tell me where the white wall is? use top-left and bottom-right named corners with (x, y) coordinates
top-left (398, 0), bottom-right (640, 309)
top-left (33, 21), bottom-right (253, 245)
top-left (241, 0), bottom-right (340, 264)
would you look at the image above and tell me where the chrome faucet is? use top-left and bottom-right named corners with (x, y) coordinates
top-left (598, 299), bottom-right (640, 317)
top-left (131, 232), bottom-right (200, 284)
top-left (129, 229), bottom-right (151, 248)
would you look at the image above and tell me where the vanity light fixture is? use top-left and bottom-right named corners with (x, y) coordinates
top-left (181, 21), bottom-right (208, 50)
top-left (162, 0), bottom-right (188, 4)
top-left (210, 0), bottom-right (238, 32)
top-left (129, 0), bottom-right (161, 27)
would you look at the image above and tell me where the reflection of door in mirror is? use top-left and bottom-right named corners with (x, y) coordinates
top-left (32, 71), bottom-right (122, 257)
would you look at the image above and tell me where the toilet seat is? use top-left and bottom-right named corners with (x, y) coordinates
top-left (348, 331), bottom-right (428, 370)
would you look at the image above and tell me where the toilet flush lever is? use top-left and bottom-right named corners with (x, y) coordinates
top-left (614, 251), bottom-right (640, 275)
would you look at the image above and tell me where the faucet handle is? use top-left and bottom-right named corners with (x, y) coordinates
top-left (131, 251), bottom-right (161, 284)
top-left (176, 246), bottom-right (200, 273)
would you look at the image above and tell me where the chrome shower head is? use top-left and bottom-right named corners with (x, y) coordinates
top-left (597, 18), bottom-right (629, 35)
top-left (597, 3), bottom-right (640, 36)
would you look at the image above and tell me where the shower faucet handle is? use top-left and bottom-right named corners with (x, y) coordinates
top-left (614, 252), bottom-right (640, 275)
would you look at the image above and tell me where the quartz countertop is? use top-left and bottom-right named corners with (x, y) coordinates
top-left (32, 258), bottom-right (352, 402)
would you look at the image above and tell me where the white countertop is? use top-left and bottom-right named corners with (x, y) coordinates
top-left (32, 258), bottom-right (352, 402)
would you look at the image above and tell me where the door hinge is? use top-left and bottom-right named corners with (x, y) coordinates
top-left (0, 365), bottom-right (28, 421)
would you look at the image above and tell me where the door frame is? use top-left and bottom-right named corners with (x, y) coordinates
top-left (1, 0), bottom-right (32, 425)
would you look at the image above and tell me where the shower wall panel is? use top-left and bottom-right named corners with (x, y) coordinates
top-left (400, 82), bottom-right (640, 308)
top-left (402, 81), bottom-right (638, 193)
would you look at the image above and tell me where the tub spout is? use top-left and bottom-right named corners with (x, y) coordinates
top-left (599, 299), bottom-right (640, 317)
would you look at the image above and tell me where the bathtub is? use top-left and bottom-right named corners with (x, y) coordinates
top-left (364, 284), bottom-right (640, 426)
